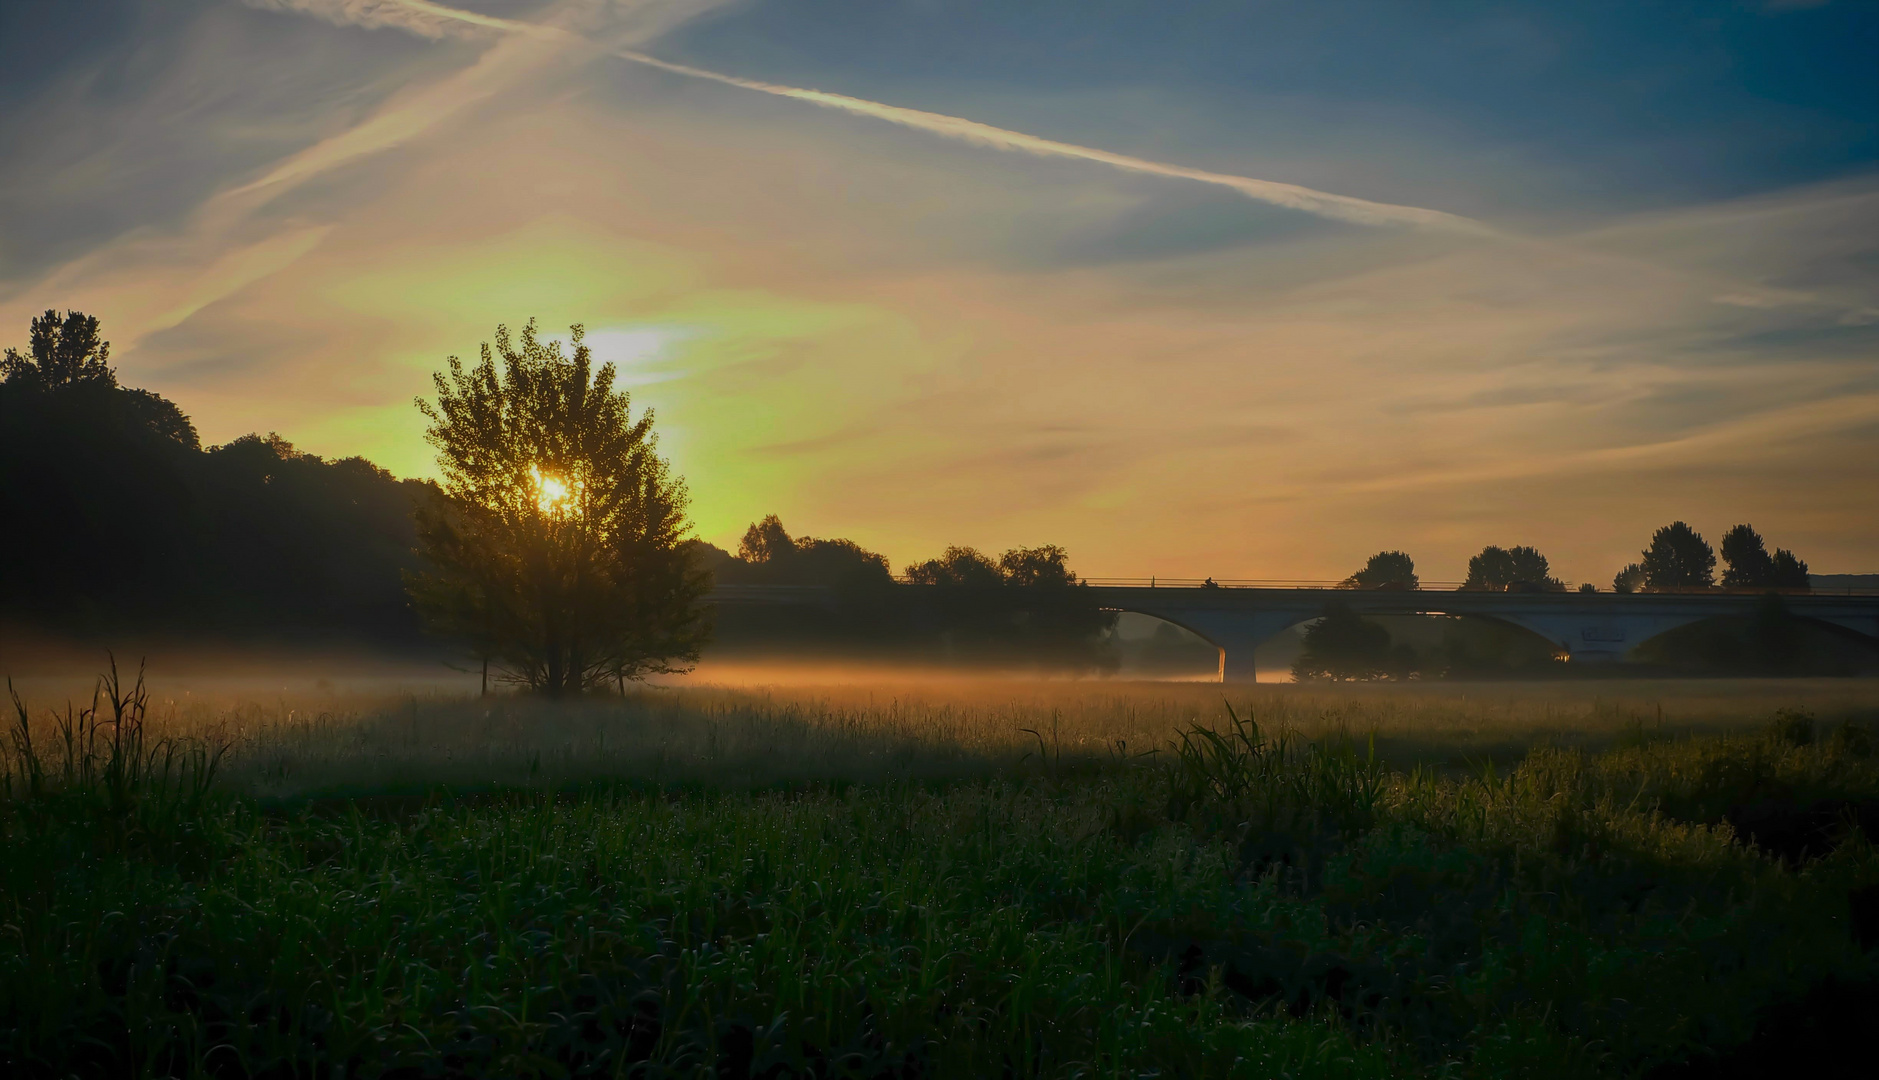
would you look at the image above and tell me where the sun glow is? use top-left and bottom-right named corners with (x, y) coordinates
top-left (529, 464), bottom-right (581, 516)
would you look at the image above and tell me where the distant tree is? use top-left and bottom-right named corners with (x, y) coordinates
top-left (1769, 548), bottom-right (1811, 591)
top-left (1464, 545), bottom-right (1563, 591)
top-left (722, 517), bottom-right (893, 590)
top-left (900, 543), bottom-right (1114, 669)
top-left (2, 309), bottom-right (115, 390)
top-left (738, 515), bottom-right (796, 563)
top-left (1639, 522), bottom-right (1715, 590)
top-left (904, 546), bottom-right (1005, 588)
top-left (1722, 523), bottom-right (1811, 592)
top-left (1292, 602), bottom-right (1391, 681)
top-left (1720, 524), bottom-right (1775, 588)
top-left (1340, 551), bottom-right (1418, 590)
top-left (1578, 582), bottom-right (1597, 594)
top-left (1613, 563), bottom-right (1647, 594)
top-left (1746, 594), bottom-right (1804, 674)
top-left (0, 308), bottom-right (196, 447)
top-left (997, 545), bottom-right (1078, 587)
top-left (407, 320), bottom-right (710, 697)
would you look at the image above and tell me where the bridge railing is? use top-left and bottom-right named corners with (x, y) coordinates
top-left (716, 579), bottom-right (1879, 597)
top-left (1035, 579), bottom-right (1877, 596)
top-left (1069, 577), bottom-right (1475, 590)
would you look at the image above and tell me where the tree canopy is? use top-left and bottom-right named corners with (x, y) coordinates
top-left (1640, 522), bottom-right (1716, 589)
top-left (1720, 524), bottom-right (1810, 591)
top-left (1341, 551), bottom-right (1419, 590)
top-left (1463, 545), bottom-right (1563, 591)
top-left (1292, 602), bottom-right (1392, 681)
top-left (0, 310), bottom-right (424, 638)
top-left (1613, 563), bottom-right (1647, 594)
top-left (2, 309), bottom-right (116, 390)
top-left (408, 320), bottom-right (710, 696)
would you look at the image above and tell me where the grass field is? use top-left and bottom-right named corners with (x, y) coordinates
top-left (5, 669), bottom-right (1878, 1077)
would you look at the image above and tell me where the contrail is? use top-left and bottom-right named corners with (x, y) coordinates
top-left (391, 0), bottom-right (1485, 233)
top-left (611, 51), bottom-right (1486, 233)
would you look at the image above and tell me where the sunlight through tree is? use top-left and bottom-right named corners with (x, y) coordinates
top-left (407, 319), bottom-right (710, 697)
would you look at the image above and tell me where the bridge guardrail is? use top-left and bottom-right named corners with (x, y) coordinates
top-left (715, 580), bottom-right (1879, 597)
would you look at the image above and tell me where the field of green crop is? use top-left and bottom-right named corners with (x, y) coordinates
top-left (5, 670), bottom-right (1878, 1077)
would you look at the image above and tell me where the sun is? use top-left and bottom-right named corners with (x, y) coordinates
top-left (529, 464), bottom-right (582, 516)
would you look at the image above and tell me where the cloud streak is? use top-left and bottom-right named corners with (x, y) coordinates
top-left (382, 0), bottom-right (1486, 234)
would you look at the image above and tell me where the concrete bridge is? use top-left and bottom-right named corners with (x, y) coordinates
top-left (707, 583), bottom-right (1879, 682)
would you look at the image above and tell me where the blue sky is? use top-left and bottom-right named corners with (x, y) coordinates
top-left (1, 0), bottom-right (1875, 581)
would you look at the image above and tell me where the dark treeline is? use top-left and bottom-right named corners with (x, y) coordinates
top-left (0, 311), bottom-right (429, 643)
top-left (1, 311), bottom-right (1115, 669)
top-left (693, 515), bottom-right (1118, 670)
top-left (1298, 542), bottom-right (1872, 680)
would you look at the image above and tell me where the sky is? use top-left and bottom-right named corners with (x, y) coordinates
top-left (2, 0), bottom-right (1876, 584)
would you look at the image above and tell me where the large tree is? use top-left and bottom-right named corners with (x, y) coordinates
top-left (1463, 545), bottom-right (1563, 591)
top-left (1639, 522), bottom-right (1715, 590)
top-left (407, 320), bottom-right (710, 696)
top-left (1720, 523), bottom-right (1811, 591)
top-left (1292, 602), bottom-right (1392, 681)
top-left (1340, 551), bottom-right (1419, 590)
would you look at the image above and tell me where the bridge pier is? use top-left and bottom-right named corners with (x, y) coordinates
top-left (1165, 610), bottom-right (1306, 684)
top-left (1217, 642), bottom-right (1262, 683)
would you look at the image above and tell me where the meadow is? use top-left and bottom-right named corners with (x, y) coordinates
top-left (4, 669), bottom-right (1878, 1077)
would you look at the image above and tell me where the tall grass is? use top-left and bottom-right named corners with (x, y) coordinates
top-left (3, 672), bottom-right (1878, 1077)
top-left (30, 674), bottom-right (1875, 798)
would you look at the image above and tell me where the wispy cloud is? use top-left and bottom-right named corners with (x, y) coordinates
top-left (378, 0), bottom-right (1485, 234)
top-left (242, 0), bottom-right (488, 39)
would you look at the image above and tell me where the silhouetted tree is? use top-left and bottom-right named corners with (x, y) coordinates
top-left (1639, 522), bottom-right (1715, 589)
top-left (904, 546), bottom-right (1005, 588)
top-left (900, 542), bottom-right (1113, 669)
top-left (1721, 523), bottom-right (1810, 591)
top-left (1292, 602), bottom-right (1391, 681)
top-left (2, 309), bottom-right (115, 390)
top-left (724, 517), bottom-right (893, 590)
top-left (1769, 548), bottom-right (1811, 590)
top-left (1341, 551), bottom-right (1418, 590)
top-left (1464, 545), bottom-right (1563, 591)
top-left (407, 320), bottom-right (710, 696)
top-left (738, 515), bottom-right (796, 563)
top-left (1613, 563), bottom-right (1646, 594)
top-left (996, 545), bottom-right (1078, 587)
top-left (1720, 524), bottom-right (1774, 588)
top-left (1746, 594), bottom-right (1803, 674)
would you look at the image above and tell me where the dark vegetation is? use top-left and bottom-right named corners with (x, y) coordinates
top-left (1462, 545), bottom-right (1563, 592)
top-left (4, 672), bottom-right (1877, 1078)
top-left (0, 311), bottom-right (1116, 674)
top-left (1293, 597), bottom-right (1878, 683)
top-left (696, 515), bottom-right (1119, 671)
top-left (406, 321), bottom-right (709, 696)
top-left (0, 310), bottom-right (429, 644)
top-left (1297, 541), bottom-right (1871, 681)
top-left (1615, 521), bottom-right (1809, 594)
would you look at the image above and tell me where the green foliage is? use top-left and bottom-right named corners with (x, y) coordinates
top-left (1340, 551), bottom-right (1418, 590)
top-left (1640, 522), bottom-right (1716, 589)
top-left (410, 319), bottom-right (710, 696)
top-left (7, 686), bottom-right (1877, 1078)
top-left (1293, 603), bottom-right (1392, 681)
